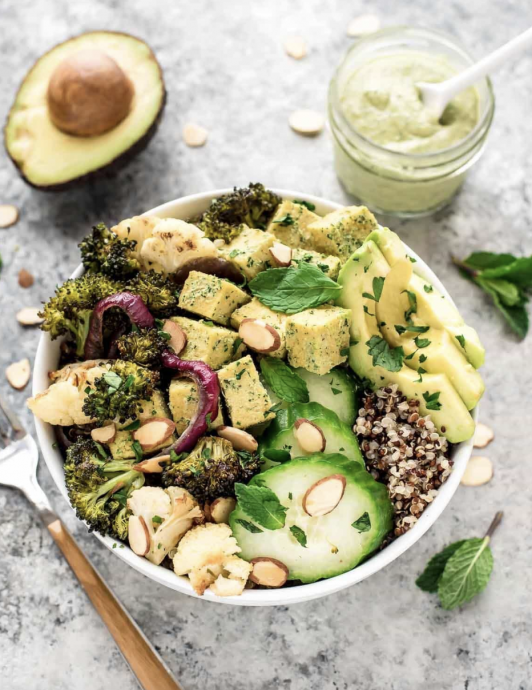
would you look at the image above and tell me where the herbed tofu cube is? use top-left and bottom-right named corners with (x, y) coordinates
top-left (230, 298), bottom-right (287, 359)
top-left (218, 356), bottom-right (275, 429)
top-left (291, 248), bottom-right (342, 281)
top-left (285, 306), bottom-right (352, 375)
top-left (306, 206), bottom-right (378, 261)
top-left (222, 226), bottom-right (276, 280)
top-left (170, 316), bottom-right (245, 370)
top-left (178, 271), bottom-right (250, 325)
top-left (267, 200), bottom-right (320, 248)
top-left (168, 378), bottom-right (224, 434)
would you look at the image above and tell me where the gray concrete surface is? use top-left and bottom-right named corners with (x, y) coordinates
top-left (0, 1), bottom-right (531, 688)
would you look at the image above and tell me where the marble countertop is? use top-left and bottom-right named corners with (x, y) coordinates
top-left (1, 1), bottom-right (531, 688)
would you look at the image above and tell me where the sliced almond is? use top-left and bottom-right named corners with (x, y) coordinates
top-left (133, 455), bottom-right (171, 474)
top-left (183, 122), bottom-right (208, 147)
top-left (6, 358), bottom-right (30, 390)
top-left (303, 474), bottom-right (346, 517)
top-left (209, 497), bottom-right (237, 524)
top-left (18, 268), bottom-right (34, 288)
top-left (133, 418), bottom-right (176, 451)
top-left (128, 515), bottom-right (150, 556)
top-left (163, 319), bottom-right (187, 355)
top-left (460, 456), bottom-right (493, 487)
top-left (269, 242), bottom-right (292, 267)
top-left (213, 239), bottom-right (226, 249)
top-left (16, 307), bottom-right (43, 326)
top-left (217, 425), bottom-right (258, 452)
top-left (474, 422), bottom-right (494, 449)
top-left (0, 204), bottom-right (19, 229)
top-left (289, 109), bottom-right (325, 137)
top-left (284, 36), bottom-right (307, 59)
top-left (347, 14), bottom-right (381, 36)
top-left (249, 558), bottom-right (289, 588)
top-left (294, 418), bottom-right (326, 454)
top-left (239, 319), bottom-right (281, 354)
top-left (91, 423), bottom-right (116, 444)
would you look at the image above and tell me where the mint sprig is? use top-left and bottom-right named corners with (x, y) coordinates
top-left (235, 482), bottom-right (288, 530)
top-left (259, 357), bottom-right (309, 403)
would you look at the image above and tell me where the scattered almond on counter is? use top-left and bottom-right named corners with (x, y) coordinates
top-left (461, 456), bottom-right (493, 487)
top-left (183, 123), bottom-right (208, 147)
top-left (347, 14), bottom-right (381, 37)
top-left (6, 358), bottom-right (31, 390)
top-left (0, 204), bottom-right (19, 229)
top-left (473, 422), bottom-right (494, 449)
top-left (16, 307), bottom-right (43, 326)
top-left (18, 268), bottom-right (34, 288)
top-left (289, 109), bottom-right (325, 136)
top-left (284, 36), bottom-right (307, 59)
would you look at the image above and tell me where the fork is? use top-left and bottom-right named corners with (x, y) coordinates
top-left (0, 393), bottom-right (182, 690)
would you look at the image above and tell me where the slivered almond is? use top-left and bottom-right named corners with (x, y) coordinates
top-left (294, 418), bottom-right (326, 453)
top-left (284, 36), bottom-right (307, 60)
top-left (133, 418), bottom-right (175, 451)
top-left (303, 474), bottom-right (346, 517)
top-left (249, 558), bottom-right (289, 588)
top-left (16, 307), bottom-right (43, 326)
top-left (460, 456), bottom-right (493, 487)
top-left (347, 14), bottom-right (381, 36)
top-left (128, 515), bottom-right (150, 556)
top-left (0, 204), bottom-right (19, 228)
top-left (163, 320), bottom-right (187, 355)
top-left (91, 423), bottom-right (116, 444)
top-left (474, 422), bottom-right (494, 449)
top-left (133, 455), bottom-right (170, 473)
top-left (269, 242), bottom-right (292, 267)
top-left (217, 425), bottom-right (258, 452)
top-left (6, 358), bottom-right (30, 390)
top-left (183, 123), bottom-right (208, 147)
top-left (18, 269), bottom-right (34, 288)
top-left (289, 109), bottom-right (325, 136)
top-left (239, 319), bottom-right (281, 354)
top-left (209, 497), bottom-right (237, 524)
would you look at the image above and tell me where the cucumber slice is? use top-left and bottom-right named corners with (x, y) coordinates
top-left (230, 454), bottom-right (393, 583)
top-left (294, 367), bottom-right (357, 426)
top-left (259, 401), bottom-right (364, 469)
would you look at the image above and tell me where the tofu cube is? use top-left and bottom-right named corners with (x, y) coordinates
top-left (222, 226), bottom-right (276, 280)
top-left (306, 206), bottom-right (378, 261)
top-left (178, 271), bottom-right (250, 325)
top-left (291, 248), bottom-right (342, 281)
top-left (267, 200), bottom-right (320, 248)
top-left (218, 356), bottom-right (275, 428)
top-left (169, 378), bottom-right (224, 434)
top-left (230, 298), bottom-right (287, 359)
top-left (285, 306), bottom-right (352, 375)
top-left (170, 317), bottom-right (245, 370)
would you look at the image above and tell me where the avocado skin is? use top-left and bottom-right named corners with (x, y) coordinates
top-left (3, 30), bottom-right (166, 192)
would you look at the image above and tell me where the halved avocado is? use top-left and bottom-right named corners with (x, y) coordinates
top-left (4, 31), bottom-right (166, 190)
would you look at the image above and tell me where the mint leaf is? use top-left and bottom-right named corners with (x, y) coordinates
top-left (366, 336), bottom-right (404, 372)
top-left (260, 357), bottom-right (309, 403)
top-left (235, 483), bottom-right (287, 530)
top-left (249, 262), bottom-right (341, 314)
top-left (235, 518), bottom-right (263, 534)
top-left (293, 199), bottom-right (316, 211)
top-left (423, 391), bottom-right (442, 411)
top-left (351, 512), bottom-right (371, 532)
top-left (438, 538), bottom-right (494, 610)
top-left (416, 540), bottom-right (467, 592)
top-left (290, 525), bottom-right (307, 547)
top-left (477, 277), bottom-right (522, 307)
top-left (414, 336), bottom-right (431, 348)
top-left (132, 440), bottom-right (143, 462)
top-left (462, 252), bottom-right (516, 271)
top-left (262, 448), bottom-right (291, 464)
top-left (122, 419), bottom-right (140, 431)
top-left (362, 276), bottom-right (385, 302)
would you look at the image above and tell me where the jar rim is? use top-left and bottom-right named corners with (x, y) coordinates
top-left (329, 25), bottom-right (496, 164)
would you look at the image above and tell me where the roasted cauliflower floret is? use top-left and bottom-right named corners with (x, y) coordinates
top-left (172, 522), bottom-right (251, 597)
top-left (112, 216), bottom-right (219, 275)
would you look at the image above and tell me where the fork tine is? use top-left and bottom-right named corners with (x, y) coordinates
top-left (0, 393), bottom-right (26, 440)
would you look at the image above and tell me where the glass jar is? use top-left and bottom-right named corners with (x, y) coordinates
top-left (328, 27), bottom-right (495, 218)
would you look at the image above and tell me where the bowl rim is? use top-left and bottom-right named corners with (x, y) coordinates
top-left (32, 187), bottom-right (476, 606)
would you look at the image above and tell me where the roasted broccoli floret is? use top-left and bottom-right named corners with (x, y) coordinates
top-left (116, 327), bottom-right (167, 368)
top-left (39, 273), bottom-right (122, 357)
top-left (198, 183), bottom-right (281, 242)
top-left (82, 360), bottom-right (158, 424)
top-left (162, 436), bottom-right (261, 503)
top-left (64, 438), bottom-right (145, 539)
top-left (127, 270), bottom-right (180, 316)
top-left (79, 223), bottom-right (140, 278)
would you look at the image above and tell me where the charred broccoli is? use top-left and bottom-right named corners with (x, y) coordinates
top-left (127, 270), bottom-right (180, 316)
top-left (82, 360), bottom-right (158, 424)
top-left (162, 436), bottom-right (261, 503)
top-left (116, 327), bottom-right (167, 368)
top-left (198, 183), bottom-right (281, 242)
top-left (64, 438), bottom-right (145, 539)
top-left (79, 223), bottom-right (140, 279)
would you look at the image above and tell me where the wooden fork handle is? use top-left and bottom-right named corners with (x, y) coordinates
top-left (44, 515), bottom-right (182, 690)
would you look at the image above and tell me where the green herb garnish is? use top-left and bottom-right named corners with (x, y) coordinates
top-left (422, 391), bottom-right (442, 411)
top-left (290, 525), bottom-right (307, 547)
top-left (236, 519), bottom-right (263, 534)
top-left (366, 336), bottom-right (404, 372)
top-left (351, 512), bottom-right (371, 532)
top-left (362, 276), bottom-right (385, 303)
top-left (259, 357), bottom-right (309, 403)
top-left (234, 483), bottom-right (288, 530)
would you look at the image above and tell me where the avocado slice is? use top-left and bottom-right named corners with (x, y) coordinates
top-left (4, 31), bottom-right (165, 190)
top-left (367, 227), bottom-right (485, 368)
top-left (337, 241), bottom-right (475, 443)
top-left (375, 260), bottom-right (485, 411)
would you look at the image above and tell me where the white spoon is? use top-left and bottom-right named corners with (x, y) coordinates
top-left (417, 26), bottom-right (532, 120)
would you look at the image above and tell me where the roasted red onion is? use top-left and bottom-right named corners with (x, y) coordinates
top-left (171, 257), bottom-right (245, 286)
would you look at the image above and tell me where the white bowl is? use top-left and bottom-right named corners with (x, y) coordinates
top-left (33, 188), bottom-right (477, 606)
